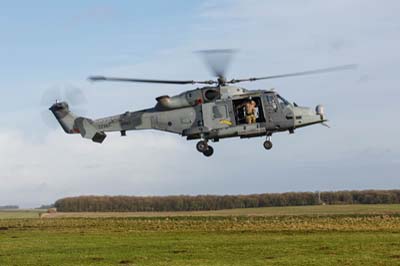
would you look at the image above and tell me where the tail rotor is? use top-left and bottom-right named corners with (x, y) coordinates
top-left (40, 84), bottom-right (87, 129)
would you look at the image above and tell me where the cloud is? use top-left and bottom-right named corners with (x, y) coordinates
top-left (0, 129), bottom-right (187, 207)
top-left (1, 125), bottom-right (399, 208)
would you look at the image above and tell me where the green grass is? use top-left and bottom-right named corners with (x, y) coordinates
top-left (1, 230), bottom-right (400, 266)
top-left (0, 210), bottom-right (42, 219)
top-left (2, 204), bottom-right (400, 219)
top-left (30, 204), bottom-right (400, 218)
top-left (1, 205), bottom-right (400, 265)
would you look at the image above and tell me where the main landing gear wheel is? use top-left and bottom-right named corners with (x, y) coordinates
top-left (203, 146), bottom-right (214, 157)
top-left (196, 140), bottom-right (208, 153)
top-left (196, 140), bottom-right (214, 157)
top-left (263, 140), bottom-right (273, 150)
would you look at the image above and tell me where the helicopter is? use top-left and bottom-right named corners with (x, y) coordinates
top-left (49, 50), bottom-right (356, 157)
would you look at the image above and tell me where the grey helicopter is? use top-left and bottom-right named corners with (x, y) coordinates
top-left (49, 50), bottom-right (355, 157)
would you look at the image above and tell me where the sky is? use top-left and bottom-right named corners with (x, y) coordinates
top-left (0, 0), bottom-right (399, 208)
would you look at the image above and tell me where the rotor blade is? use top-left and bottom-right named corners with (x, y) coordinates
top-left (88, 76), bottom-right (217, 85)
top-left (69, 107), bottom-right (88, 117)
top-left (40, 84), bottom-right (88, 131)
top-left (41, 109), bottom-right (59, 129)
top-left (228, 64), bottom-right (358, 84)
top-left (41, 85), bottom-right (87, 105)
top-left (40, 86), bottom-right (62, 106)
top-left (65, 86), bottom-right (87, 106)
top-left (197, 49), bottom-right (235, 78)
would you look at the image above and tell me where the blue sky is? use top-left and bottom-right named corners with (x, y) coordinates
top-left (1, 1), bottom-right (399, 207)
top-left (0, 1), bottom-right (198, 109)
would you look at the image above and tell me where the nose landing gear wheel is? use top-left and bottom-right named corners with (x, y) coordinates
top-left (263, 140), bottom-right (273, 150)
top-left (203, 146), bottom-right (214, 157)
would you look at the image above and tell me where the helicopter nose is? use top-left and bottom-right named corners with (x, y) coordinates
top-left (293, 105), bottom-right (326, 128)
top-left (316, 104), bottom-right (325, 119)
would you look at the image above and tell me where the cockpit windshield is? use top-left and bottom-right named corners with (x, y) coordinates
top-left (277, 95), bottom-right (291, 107)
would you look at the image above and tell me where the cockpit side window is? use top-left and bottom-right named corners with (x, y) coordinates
top-left (277, 95), bottom-right (290, 108)
top-left (266, 95), bottom-right (277, 111)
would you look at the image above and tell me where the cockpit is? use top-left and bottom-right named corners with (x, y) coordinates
top-left (277, 94), bottom-right (291, 108)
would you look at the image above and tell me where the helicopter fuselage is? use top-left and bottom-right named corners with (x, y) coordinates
top-left (50, 85), bottom-right (326, 156)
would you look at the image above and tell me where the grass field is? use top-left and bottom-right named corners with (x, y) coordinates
top-left (1, 205), bottom-right (400, 265)
top-left (0, 209), bottom-right (43, 219)
top-left (41, 204), bottom-right (400, 218)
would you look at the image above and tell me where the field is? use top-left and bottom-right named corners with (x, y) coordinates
top-left (1, 205), bottom-right (400, 266)
top-left (0, 209), bottom-right (44, 219)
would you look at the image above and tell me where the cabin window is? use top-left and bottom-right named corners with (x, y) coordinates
top-left (212, 105), bottom-right (227, 119)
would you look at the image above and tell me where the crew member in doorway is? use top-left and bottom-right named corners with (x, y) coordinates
top-left (237, 97), bottom-right (257, 124)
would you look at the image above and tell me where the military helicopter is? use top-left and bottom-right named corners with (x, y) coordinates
top-left (49, 50), bottom-right (355, 157)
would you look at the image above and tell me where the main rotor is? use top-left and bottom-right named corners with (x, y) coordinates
top-left (89, 49), bottom-right (356, 87)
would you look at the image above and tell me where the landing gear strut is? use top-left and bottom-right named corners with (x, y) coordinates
top-left (263, 135), bottom-right (273, 150)
top-left (196, 140), bottom-right (214, 157)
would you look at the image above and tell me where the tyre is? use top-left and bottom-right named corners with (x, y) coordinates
top-left (263, 140), bottom-right (273, 150)
top-left (196, 140), bottom-right (208, 152)
top-left (203, 146), bottom-right (214, 157)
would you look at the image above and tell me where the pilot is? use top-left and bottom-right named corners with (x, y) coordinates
top-left (237, 97), bottom-right (257, 124)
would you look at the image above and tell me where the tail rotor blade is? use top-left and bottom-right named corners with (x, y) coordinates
top-left (40, 84), bottom-right (88, 130)
top-left (41, 109), bottom-right (59, 129)
top-left (65, 86), bottom-right (87, 106)
top-left (69, 107), bottom-right (88, 117)
top-left (40, 86), bottom-right (62, 106)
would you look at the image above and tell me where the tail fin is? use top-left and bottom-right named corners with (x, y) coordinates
top-left (49, 102), bottom-right (106, 143)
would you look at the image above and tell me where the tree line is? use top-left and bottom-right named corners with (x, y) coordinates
top-left (54, 190), bottom-right (400, 212)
